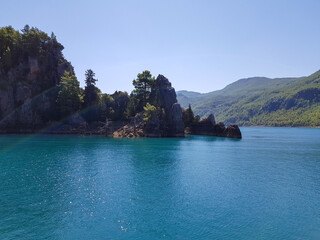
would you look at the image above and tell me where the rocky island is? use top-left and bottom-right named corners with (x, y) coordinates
top-left (0, 25), bottom-right (241, 139)
top-left (113, 75), bottom-right (241, 139)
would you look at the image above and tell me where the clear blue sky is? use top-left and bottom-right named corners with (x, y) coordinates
top-left (1, 0), bottom-right (320, 93)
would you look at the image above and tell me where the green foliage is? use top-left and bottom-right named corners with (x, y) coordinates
top-left (56, 71), bottom-right (82, 117)
top-left (105, 91), bottom-right (129, 121)
top-left (187, 104), bottom-right (194, 122)
top-left (82, 69), bottom-right (103, 122)
top-left (124, 93), bottom-right (140, 119)
top-left (83, 69), bottom-right (99, 107)
top-left (0, 25), bottom-right (64, 74)
top-left (143, 103), bottom-right (157, 121)
top-left (182, 104), bottom-right (195, 127)
top-left (84, 69), bottom-right (97, 87)
top-left (0, 26), bottom-right (20, 71)
top-left (132, 70), bottom-right (155, 108)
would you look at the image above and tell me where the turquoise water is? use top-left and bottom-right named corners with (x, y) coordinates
top-left (0, 128), bottom-right (320, 240)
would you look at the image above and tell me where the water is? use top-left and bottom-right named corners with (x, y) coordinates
top-left (0, 128), bottom-right (320, 240)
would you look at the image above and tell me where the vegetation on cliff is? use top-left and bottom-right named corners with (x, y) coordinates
top-left (0, 25), bottom-right (73, 130)
top-left (56, 71), bottom-right (82, 117)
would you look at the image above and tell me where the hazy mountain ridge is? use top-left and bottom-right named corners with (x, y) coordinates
top-left (177, 71), bottom-right (320, 126)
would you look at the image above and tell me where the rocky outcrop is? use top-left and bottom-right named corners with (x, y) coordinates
top-left (113, 75), bottom-right (185, 138)
top-left (187, 114), bottom-right (242, 139)
top-left (0, 44), bottom-right (73, 133)
top-left (224, 124), bottom-right (242, 138)
top-left (113, 114), bottom-right (145, 138)
top-left (147, 75), bottom-right (184, 137)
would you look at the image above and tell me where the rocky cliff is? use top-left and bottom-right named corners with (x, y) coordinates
top-left (113, 75), bottom-right (185, 137)
top-left (0, 26), bottom-right (73, 132)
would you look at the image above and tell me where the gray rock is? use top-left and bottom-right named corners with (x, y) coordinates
top-left (148, 75), bottom-right (185, 137)
top-left (0, 45), bottom-right (73, 133)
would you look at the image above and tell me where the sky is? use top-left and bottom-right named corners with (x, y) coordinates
top-left (1, 0), bottom-right (320, 93)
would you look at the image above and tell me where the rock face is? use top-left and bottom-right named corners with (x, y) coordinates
top-left (188, 114), bottom-right (242, 139)
top-left (0, 49), bottom-right (73, 133)
top-left (113, 75), bottom-right (185, 138)
top-left (148, 75), bottom-right (184, 137)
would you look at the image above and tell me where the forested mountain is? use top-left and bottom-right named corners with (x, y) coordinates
top-left (177, 71), bottom-right (320, 126)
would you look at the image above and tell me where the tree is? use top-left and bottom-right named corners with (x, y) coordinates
top-left (0, 26), bottom-right (20, 71)
top-left (83, 69), bottom-right (100, 106)
top-left (105, 91), bottom-right (129, 121)
top-left (182, 104), bottom-right (195, 127)
top-left (56, 71), bottom-right (82, 117)
top-left (187, 104), bottom-right (194, 123)
top-left (132, 70), bottom-right (155, 107)
top-left (82, 69), bottom-right (103, 122)
top-left (21, 24), bottom-right (30, 34)
top-left (84, 69), bottom-right (97, 86)
top-left (124, 93), bottom-right (140, 119)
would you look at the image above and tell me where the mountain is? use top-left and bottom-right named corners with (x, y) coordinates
top-left (177, 71), bottom-right (320, 126)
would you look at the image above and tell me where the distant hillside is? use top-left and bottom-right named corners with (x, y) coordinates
top-left (177, 71), bottom-right (320, 126)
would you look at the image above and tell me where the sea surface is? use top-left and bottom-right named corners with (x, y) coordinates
top-left (0, 128), bottom-right (320, 240)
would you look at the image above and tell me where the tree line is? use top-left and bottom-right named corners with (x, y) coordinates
top-left (57, 69), bottom-right (200, 126)
top-left (56, 69), bottom-right (159, 123)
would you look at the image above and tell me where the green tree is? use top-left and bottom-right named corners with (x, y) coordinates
top-left (0, 26), bottom-right (20, 71)
top-left (20, 26), bottom-right (51, 57)
top-left (21, 24), bottom-right (30, 34)
top-left (105, 91), bottom-right (129, 121)
top-left (82, 69), bottom-right (103, 122)
top-left (182, 104), bottom-right (195, 127)
top-left (132, 70), bottom-right (155, 107)
top-left (84, 69), bottom-right (97, 86)
top-left (56, 71), bottom-right (82, 117)
top-left (143, 103), bottom-right (157, 121)
top-left (83, 69), bottom-right (100, 107)
top-left (187, 104), bottom-right (194, 122)
top-left (124, 93), bottom-right (140, 119)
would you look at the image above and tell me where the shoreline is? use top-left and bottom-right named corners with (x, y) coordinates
top-left (0, 125), bottom-right (319, 136)
top-left (239, 125), bottom-right (320, 129)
